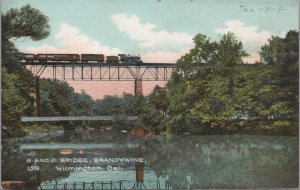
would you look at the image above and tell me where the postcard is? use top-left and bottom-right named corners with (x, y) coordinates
top-left (1, 0), bottom-right (299, 189)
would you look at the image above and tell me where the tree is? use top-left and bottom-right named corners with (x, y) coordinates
top-left (149, 85), bottom-right (168, 117)
top-left (71, 90), bottom-right (94, 116)
top-left (39, 79), bottom-right (77, 116)
top-left (166, 33), bottom-right (248, 134)
top-left (256, 31), bottom-right (299, 134)
top-left (1, 5), bottom-right (50, 137)
top-left (92, 95), bottom-right (122, 115)
top-left (259, 31), bottom-right (298, 118)
top-left (165, 34), bottom-right (217, 133)
top-left (1, 4), bottom-right (50, 41)
top-left (2, 4), bottom-right (50, 72)
top-left (1, 69), bottom-right (34, 137)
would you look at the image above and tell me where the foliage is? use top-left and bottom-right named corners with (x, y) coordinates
top-left (91, 93), bottom-right (146, 129)
top-left (21, 123), bottom-right (63, 135)
top-left (72, 90), bottom-right (94, 116)
top-left (1, 5), bottom-right (50, 138)
top-left (39, 79), bottom-right (77, 116)
top-left (260, 30), bottom-right (299, 119)
top-left (151, 31), bottom-right (299, 135)
top-left (1, 69), bottom-right (34, 137)
top-left (164, 33), bottom-right (248, 133)
top-left (1, 4), bottom-right (50, 41)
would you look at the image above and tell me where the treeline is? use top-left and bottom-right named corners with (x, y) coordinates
top-left (143, 31), bottom-right (299, 135)
top-left (78, 31), bottom-right (298, 136)
top-left (38, 82), bottom-right (145, 130)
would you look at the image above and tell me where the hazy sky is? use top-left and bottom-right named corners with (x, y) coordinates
top-left (2, 0), bottom-right (298, 99)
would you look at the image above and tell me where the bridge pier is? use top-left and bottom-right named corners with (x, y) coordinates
top-left (134, 79), bottom-right (143, 96)
top-left (134, 65), bottom-right (143, 96)
top-left (35, 77), bottom-right (42, 116)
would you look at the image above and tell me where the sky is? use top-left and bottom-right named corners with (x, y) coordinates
top-left (2, 0), bottom-right (299, 99)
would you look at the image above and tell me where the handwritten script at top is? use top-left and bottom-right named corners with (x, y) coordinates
top-left (239, 3), bottom-right (285, 14)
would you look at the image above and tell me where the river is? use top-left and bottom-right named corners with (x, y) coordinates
top-left (1, 129), bottom-right (298, 189)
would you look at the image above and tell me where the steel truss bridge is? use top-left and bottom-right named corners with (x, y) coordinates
top-left (23, 61), bottom-right (175, 81)
top-left (22, 61), bottom-right (175, 116)
top-left (21, 116), bottom-right (138, 122)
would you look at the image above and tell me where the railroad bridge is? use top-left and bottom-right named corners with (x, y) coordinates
top-left (22, 60), bottom-right (175, 116)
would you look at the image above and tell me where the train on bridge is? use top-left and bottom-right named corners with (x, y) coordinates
top-left (22, 53), bottom-right (143, 64)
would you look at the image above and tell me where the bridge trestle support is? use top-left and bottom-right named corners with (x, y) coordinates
top-left (134, 79), bottom-right (143, 96)
top-left (35, 77), bottom-right (42, 116)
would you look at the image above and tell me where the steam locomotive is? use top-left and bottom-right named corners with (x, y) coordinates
top-left (22, 53), bottom-right (143, 64)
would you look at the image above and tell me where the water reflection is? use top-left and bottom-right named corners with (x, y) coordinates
top-left (143, 135), bottom-right (298, 188)
top-left (2, 130), bottom-right (298, 189)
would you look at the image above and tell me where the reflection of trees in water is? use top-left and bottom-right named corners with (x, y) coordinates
top-left (140, 135), bottom-right (298, 188)
top-left (2, 133), bottom-right (298, 189)
top-left (2, 145), bottom-right (72, 190)
top-left (1, 131), bottom-right (145, 188)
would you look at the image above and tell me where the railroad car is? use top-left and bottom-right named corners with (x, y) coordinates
top-left (106, 56), bottom-right (119, 63)
top-left (36, 54), bottom-right (80, 62)
top-left (23, 53), bottom-right (36, 62)
top-left (81, 54), bottom-right (104, 63)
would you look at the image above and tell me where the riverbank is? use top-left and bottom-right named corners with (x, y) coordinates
top-left (2, 130), bottom-right (64, 143)
top-left (2, 122), bottom-right (298, 141)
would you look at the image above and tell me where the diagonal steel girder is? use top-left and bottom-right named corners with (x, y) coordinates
top-left (23, 62), bottom-right (175, 81)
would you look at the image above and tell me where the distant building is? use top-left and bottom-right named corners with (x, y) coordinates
top-left (130, 126), bottom-right (154, 136)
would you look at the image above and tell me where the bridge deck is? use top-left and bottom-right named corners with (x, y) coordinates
top-left (21, 116), bottom-right (138, 122)
top-left (22, 61), bottom-right (175, 67)
top-left (25, 62), bottom-right (174, 81)
top-left (20, 143), bottom-right (139, 150)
